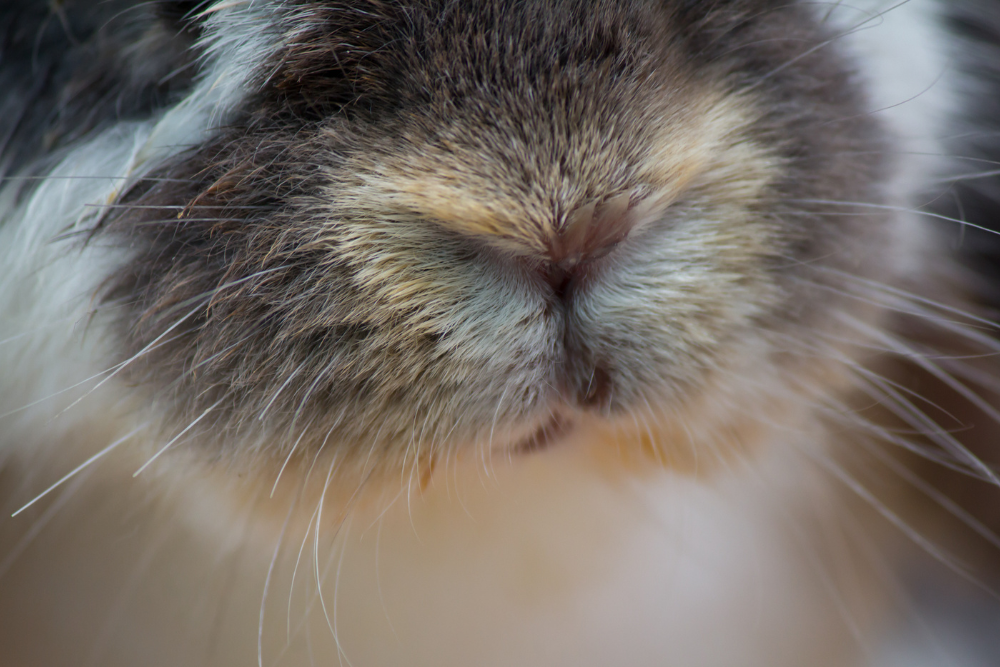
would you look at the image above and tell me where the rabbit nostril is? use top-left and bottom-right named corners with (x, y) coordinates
top-left (527, 191), bottom-right (647, 300)
top-left (543, 191), bottom-right (638, 288)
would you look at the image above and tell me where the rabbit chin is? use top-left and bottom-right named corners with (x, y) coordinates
top-left (0, 388), bottom-right (879, 667)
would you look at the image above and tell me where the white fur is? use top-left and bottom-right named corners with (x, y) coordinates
top-left (0, 0), bottom-right (301, 454)
top-left (823, 0), bottom-right (956, 185)
top-left (0, 122), bottom-right (151, 449)
top-left (819, 0), bottom-right (958, 290)
top-left (137, 0), bottom-right (301, 167)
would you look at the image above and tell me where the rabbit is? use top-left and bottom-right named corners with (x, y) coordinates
top-left (2, 1), bottom-right (1000, 665)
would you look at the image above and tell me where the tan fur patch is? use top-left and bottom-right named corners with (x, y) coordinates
top-left (347, 91), bottom-right (775, 257)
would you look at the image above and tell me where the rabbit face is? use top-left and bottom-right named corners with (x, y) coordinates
top-left (94, 0), bottom-right (891, 471)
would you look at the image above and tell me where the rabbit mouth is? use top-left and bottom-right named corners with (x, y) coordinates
top-left (514, 414), bottom-right (576, 455)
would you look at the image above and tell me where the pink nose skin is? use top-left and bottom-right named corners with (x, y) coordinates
top-left (541, 191), bottom-right (639, 297)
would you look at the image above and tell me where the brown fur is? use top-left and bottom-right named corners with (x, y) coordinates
top-left (97, 0), bottom-right (888, 476)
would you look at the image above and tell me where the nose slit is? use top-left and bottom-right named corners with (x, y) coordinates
top-left (541, 262), bottom-right (574, 299)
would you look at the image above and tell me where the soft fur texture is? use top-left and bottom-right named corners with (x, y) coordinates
top-left (2, 1), bottom-right (1000, 666)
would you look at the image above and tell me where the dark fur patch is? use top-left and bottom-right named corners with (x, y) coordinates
top-left (936, 1), bottom-right (1000, 293)
top-left (0, 1), bottom-right (200, 185)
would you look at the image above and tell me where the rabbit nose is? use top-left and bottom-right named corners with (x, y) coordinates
top-left (540, 192), bottom-right (637, 298)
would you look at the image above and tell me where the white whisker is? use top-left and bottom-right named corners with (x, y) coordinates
top-left (132, 399), bottom-right (224, 477)
top-left (12, 424), bottom-right (147, 517)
